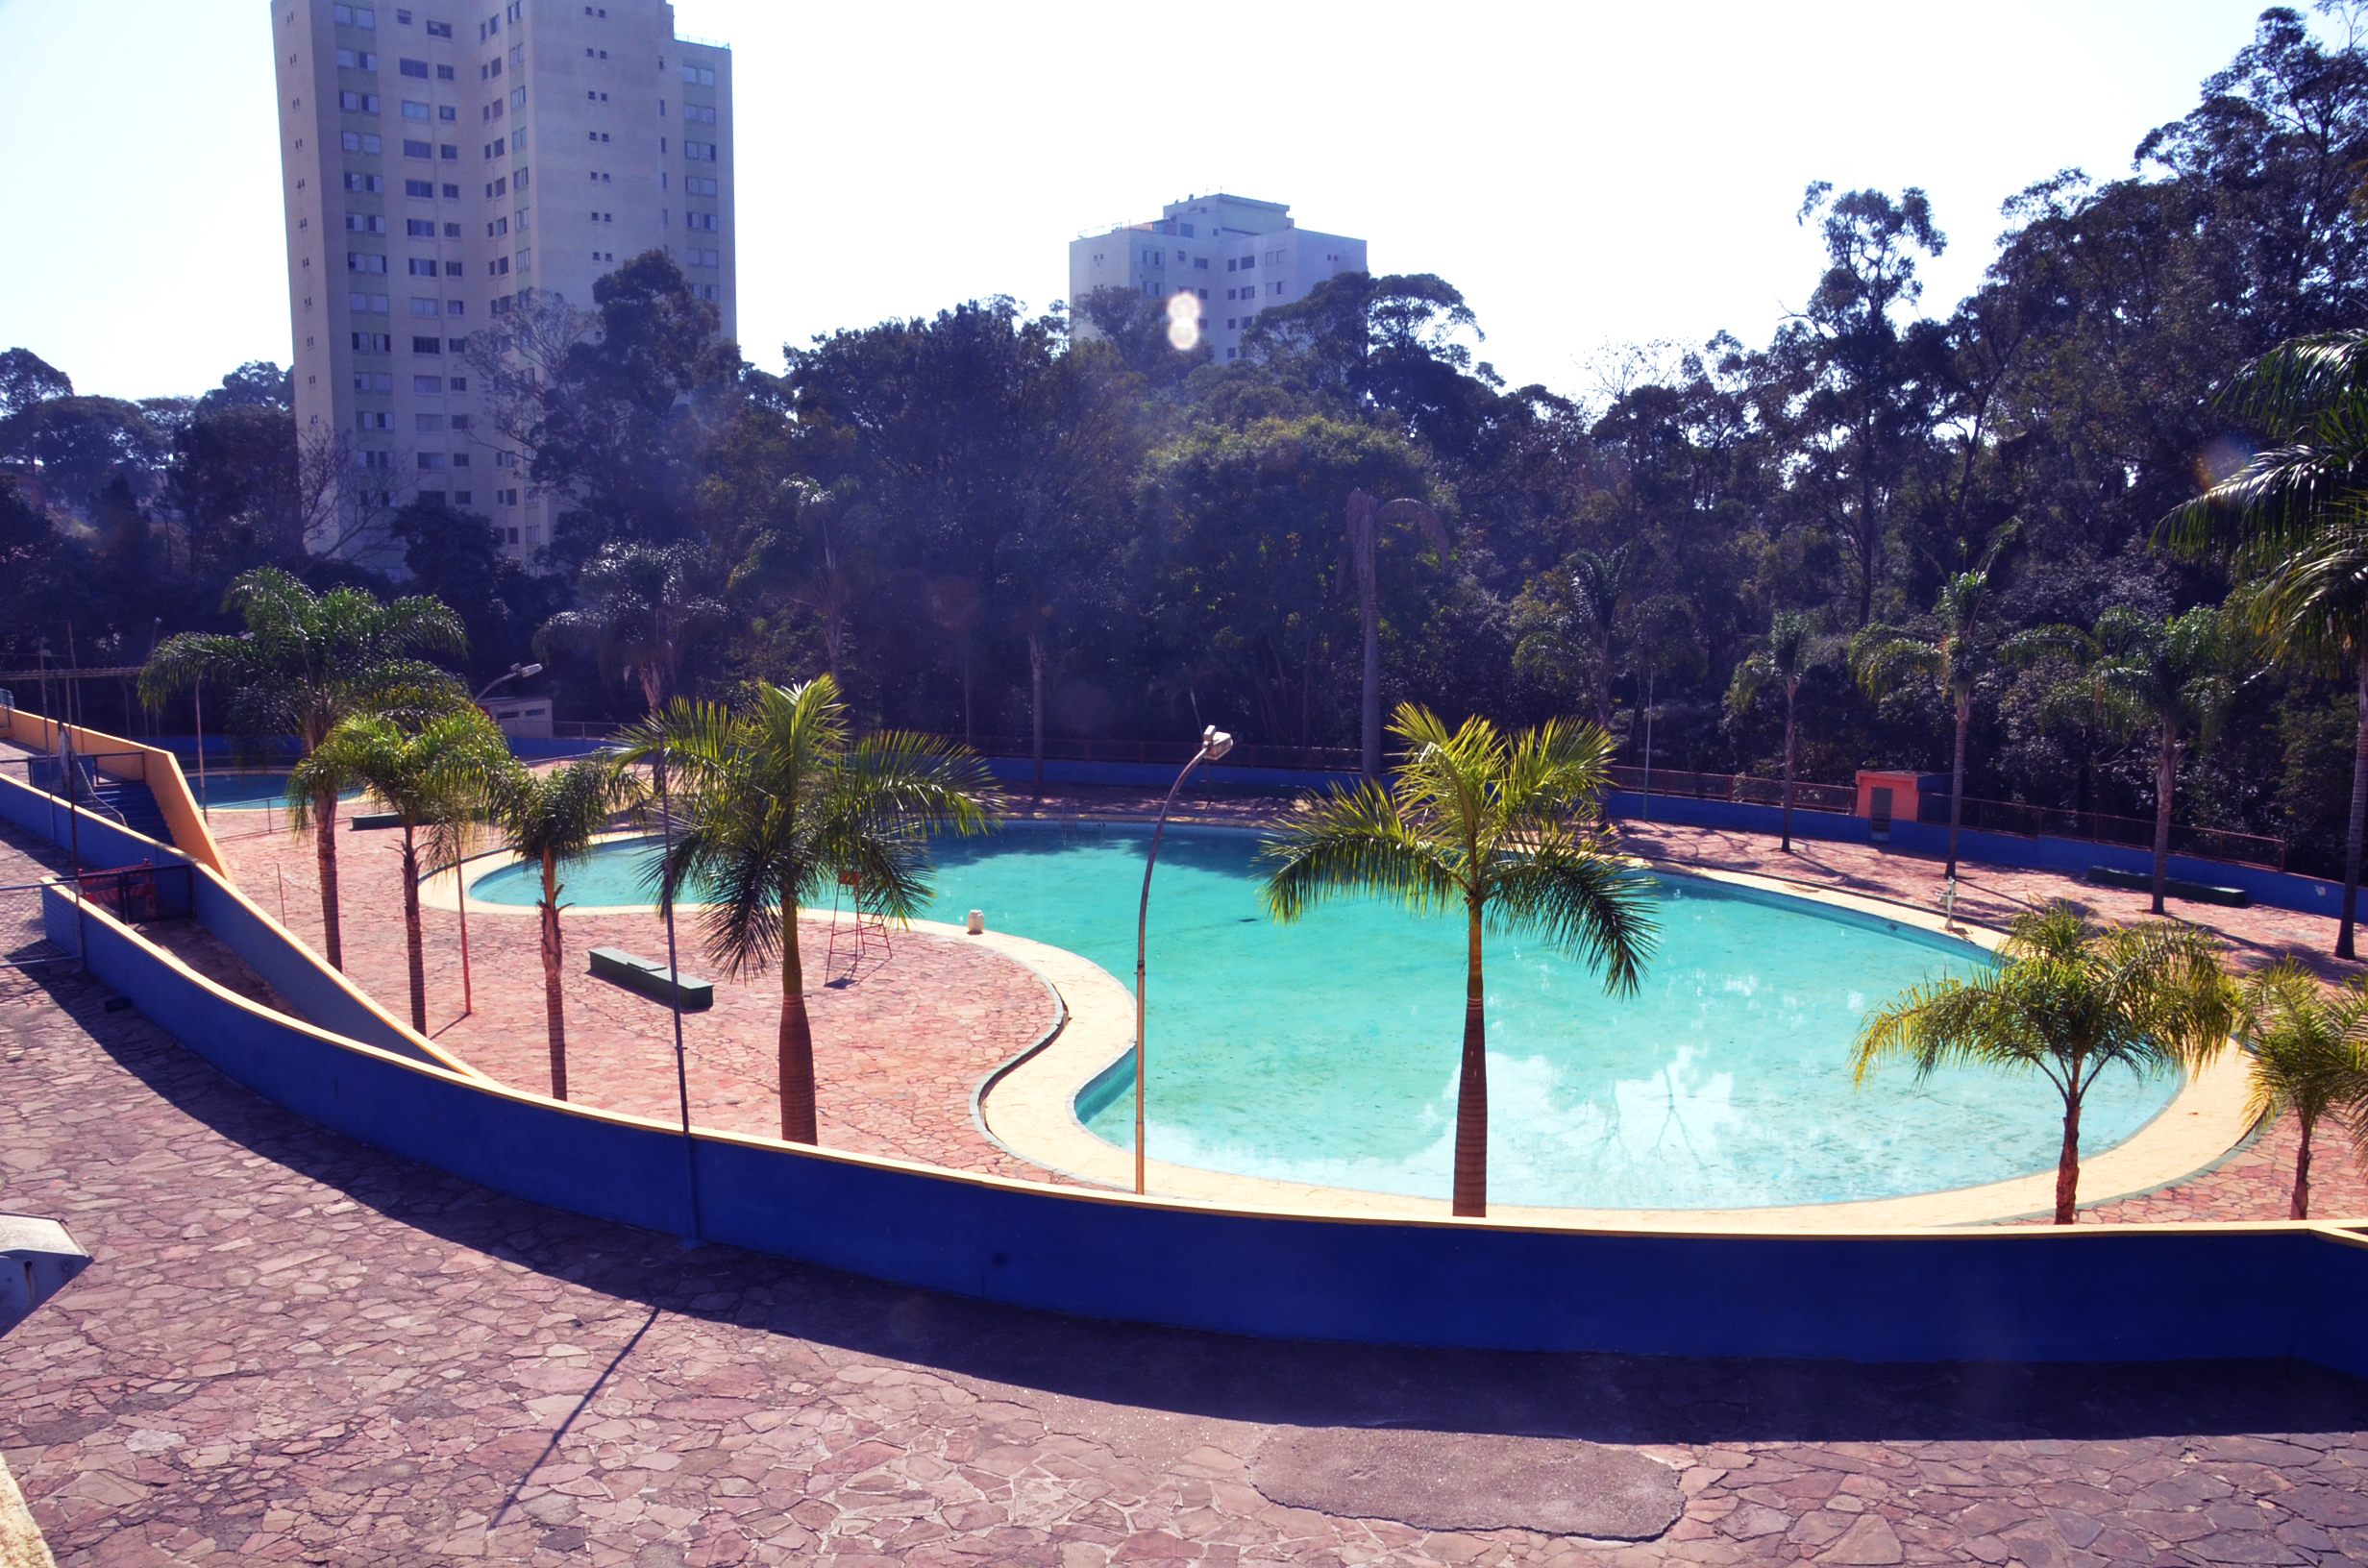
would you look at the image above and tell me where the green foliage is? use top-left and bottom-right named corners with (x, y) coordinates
top-left (2233, 959), bottom-right (2368, 1217)
top-left (1853, 904), bottom-right (2234, 1222)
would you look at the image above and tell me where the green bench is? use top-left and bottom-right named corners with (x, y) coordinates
top-left (588, 946), bottom-right (715, 1010)
top-left (2085, 865), bottom-right (2249, 908)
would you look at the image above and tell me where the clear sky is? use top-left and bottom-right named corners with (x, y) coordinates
top-left (0, 0), bottom-right (2305, 404)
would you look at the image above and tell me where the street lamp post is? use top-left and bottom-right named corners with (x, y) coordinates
top-left (474, 661), bottom-right (544, 704)
top-left (1132, 723), bottom-right (1233, 1195)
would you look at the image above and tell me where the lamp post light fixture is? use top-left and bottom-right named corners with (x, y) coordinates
top-left (1132, 723), bottom-right (1233, 1195)
top-left (474, 661), bottom-right (544, 703)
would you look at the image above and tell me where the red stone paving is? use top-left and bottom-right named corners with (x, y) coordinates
top-left (209, 818), bottom-right (1067, 1185)
top-left (9, 813), bottom-right (2368, 1565)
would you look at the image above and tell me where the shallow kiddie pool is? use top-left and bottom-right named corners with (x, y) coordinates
top-left (469, 822), bottom-right (2177, 1210)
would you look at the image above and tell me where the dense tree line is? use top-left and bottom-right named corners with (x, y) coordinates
top-left (7, 9), bottom-right (2367, 872)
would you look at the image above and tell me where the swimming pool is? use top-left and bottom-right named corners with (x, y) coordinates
top-left (176, 769), bottom-right (359, 808)
top-left (467, 823), bottom-right (2179, 1210)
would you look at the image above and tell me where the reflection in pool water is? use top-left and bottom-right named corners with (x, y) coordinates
top-left (467, 823), bottom-right (2178, 1210)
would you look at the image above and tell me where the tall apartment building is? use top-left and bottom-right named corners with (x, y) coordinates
top-left (1068, 193), bottom-right (1365, 363)
top-left (272, 0), bottom-right (734, 563)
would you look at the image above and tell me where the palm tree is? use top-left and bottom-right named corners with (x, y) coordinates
top-left (1566, 543), bottom-right (1641, 728)
top-left (1259, 705), bottom-right (1658, 1217)
top-left (2232, 960), bottom-right (2368, 1220)
top-left (2159, 330), bottom-right (2368, 958)
top-left (1726, 607), bottom-right (1836, 852)
top-left (486, 758), bottom-right (643, 1101)
top-left (1344, 489), bottom-right (1449, 779)
top-left (536, 539), bottom-right (725, 717)
top-left (1852, 904), bottom-right (2233, 1224)
top-left (2095, 606), bottom-right (2238, 915)
top-left (288, 709), bottom-right (512, 1032)
top-left (2001, 607), bottom-right (2151, 821)
top-left (139, 567), bottom-right (468, 970)
top-left (1850, 541), bottom-right (2010, 881)
top-left (621, 677), bottom-right (999, 1143)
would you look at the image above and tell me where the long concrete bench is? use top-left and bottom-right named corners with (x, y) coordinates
top-left (587, 946), bottom-right (714, 1010)
top-left (2085, 864), bottom-right (2249, 907)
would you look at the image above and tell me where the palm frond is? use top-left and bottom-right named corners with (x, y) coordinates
top-left (1259, 782), bottom-right (1461, 923)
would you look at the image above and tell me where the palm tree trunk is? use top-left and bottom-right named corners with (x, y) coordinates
top-left (540, 849), bottom-right (567, 1100)
top-left (1028, 630), bottom-right (1045, 789)
top-left (314, 782), bottom-right (343, 969)
top-left (399, 826), bottom-right (427, 1034)
top-left (2341, 660), bottom-right (2368, 961)
top-left (1361, 560), bottom-right (1383, 782)
top-left (1947, 691), bottom-right (1968, 881)
top-left (778, 895), bottom-right (818, 1143)
top-left (2292, 1113), bottom-right (2314, 1220)
top-left (1780, 681), bottom-right (1798, 853)
top-left (2151, 730), bottom-right (2176, 917)
top-left (1452, 901), bottom-right (1488, 1218)
top-left (2053, 1093), bottom-right (2082, 1225)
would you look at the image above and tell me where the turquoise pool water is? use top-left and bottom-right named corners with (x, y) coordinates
top-left (178, 770), bottom-right (359, 808)
top-left (468, 824), bottom-right (2179, 1210)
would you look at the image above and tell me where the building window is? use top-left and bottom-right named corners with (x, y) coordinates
top-left (442, 181), bottom-right (460, 197)
top-left (347, 252), bottom-right (388, 272)
top-left (406, 257), bottom-right (437, 275)
top-left (416, 413), bottom-right (445, 431)
top-left (405, 217), bottom-right (434, 236)
top-left (685, 209), bottom-right (718, 231)
top-left (339, 132), bottom-right (384, 154)
top-left (696, 283), bottom-right (719, 302)
top-left (403, 140), bottom-right (432, 160)
top-left (440, 105), bottom-right (457, 121)
top-left (339, 91), bottom-right (382, 113)
top-left (447, 299), bottom-right (465, 315)
top-left (682, 104), bottom-right (716, 124)
top-left (412, 334), bottom-right (442, 354)
top-left (680, 63), bottom-right (715, 86)
top-left (358, 451), bottom-right (395, 470)
top-left (444, 258), bottom-right (463, 274)
top-left (451, 452), bottom-right (470, 468)
top-left (353, 331), bottom-right (393, 352)
top-left (437, 63), bottom-right (456, 80)
top-left (348, 291), bottom-right (389, 313)
top-left (355, 410), bottom-right (393, 429)
top-left (685, 141), bottom-right (715, 160)
top-left (335, 48), bottom-right (379, 69)
top-left (483, 136), bottom-right (505, 158)
top-left (345, 212), bottom-right (386, 233)
top-left (686, 176), bottom-right (718, 196)
top-left (342, 172), bottom-right (385, 193)
top-left (427, 18), bottom-right (452, 36)
top-left (353, 371), bottom-right (394, 391)
top-left (414, 375), bottom-right (443, 392)
top-left (410, 297), bottom-right (439, 315)
top-left (488, 216), bottom-right (508, 236)
top-left (399, 57), bottom-right (428, 77)
top-left (448, 337), bottom-right (468, 354)
top-left (333, 4), bottom-right (378, 24)
top-left (451, 413), bottom-right (471, 429)
top-left (418, 453), bottom-right (447, 470)
top-left (487, 176), bottom-right (507, 196)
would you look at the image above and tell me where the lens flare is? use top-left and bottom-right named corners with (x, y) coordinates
top-left (1165, 290), bottom-right (1200, 352)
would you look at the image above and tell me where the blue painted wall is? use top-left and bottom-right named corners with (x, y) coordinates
top-left (978, 756), bottom-right (1359, 793)
top-left (47, 880), bottom-right (2368, 1377)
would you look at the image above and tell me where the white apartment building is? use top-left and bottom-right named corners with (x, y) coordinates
top-left (272, 0), bottom-right (734, 563)
top-left (1068, 193), bottom-right (1366, 363)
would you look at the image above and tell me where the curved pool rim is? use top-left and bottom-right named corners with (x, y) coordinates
top-left (430, 829), bottom-right (2257, 1230)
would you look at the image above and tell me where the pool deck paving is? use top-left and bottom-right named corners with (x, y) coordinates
top-left (9, 808), bottom-right (2368, 1561)
top-left (9, 804), bottom-right (2368, 1565)
top-left (204, 794), bottom-right (2368, 1224)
